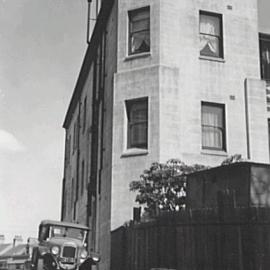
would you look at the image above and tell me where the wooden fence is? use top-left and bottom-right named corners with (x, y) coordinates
top-left (111, 206), bottom-right (270, 270)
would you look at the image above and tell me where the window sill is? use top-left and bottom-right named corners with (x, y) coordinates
top-left (121, 148), bottom-right (149, 158)
top-left (199, 55), bottom-right (225, 63)
top-left (201, 149), bottom-right (228, 157)
top-left (124, 52), bottom-right (151, 61)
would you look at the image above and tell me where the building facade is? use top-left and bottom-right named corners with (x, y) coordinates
top-left (61, 0), bottom-right (270, 269)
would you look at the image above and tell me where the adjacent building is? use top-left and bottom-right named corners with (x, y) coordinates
top-left (0, 236), bottom-right (30, 270)
top-left (61, 0), bottom-right (270, 269)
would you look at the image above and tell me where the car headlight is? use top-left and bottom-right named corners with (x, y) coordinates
top-left (51, 246), bottom-right (60, 255)
top-left (80, 250), bottom-right (88, 259)
top-left (92, 256), bottom-right (100, 263)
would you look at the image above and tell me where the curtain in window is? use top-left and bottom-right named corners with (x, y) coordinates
top-left (261, 39), bottom-right (270, 80)
top-left (202, 105), bottom-right (223, 149)
top-left (263, 49), bottom-right (270, 64)
top-left (200, 14), bottom-right (220, 57)
top-left (130, 8), bottom-right (150, 54)
top-left (131, 31), bottom-right (150, 53)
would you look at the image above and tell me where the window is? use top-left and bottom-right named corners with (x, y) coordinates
top-left (83, 97), bottom-right (87, 133)
top-left (71, 178), bottom-right (75, 202)
top-left (199, 11), bottom-right (223, 58)
top-left (268, 119), bottom-right (270, 160)
top-left (65, 135), bottom-right (71, 165)
top-left (259, 33), bottom-right (270, 81)
top-left (126, 98), bottom-right (148, 149)
top-left (128, 6), bottom-right (150, 55)
top-left (81, 160), bottom-right (85, 195)
top-left (201, 102), bottom-right (226, 150)
top-left (72, 118), bottom-right (80, 152)
top-left (73, 123), bottom-right (77, 153)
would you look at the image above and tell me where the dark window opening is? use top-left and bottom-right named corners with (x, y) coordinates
top-left (126, 98), bottom-right (148, 149)
top-left (83, 97), bottom-right (87, 133)
top-left (72, 123), bottom-right (76, 153)
top-left (268, 119), bottom-right (270, 160)
top-left (81, 160), bottom-right (85, 195)
top-left (259, 33), bottom-right (270, 81)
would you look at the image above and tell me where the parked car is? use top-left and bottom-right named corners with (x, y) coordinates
top-left (31, 220), bottom-right (99, 270)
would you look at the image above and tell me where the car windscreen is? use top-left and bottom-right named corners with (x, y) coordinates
top-left (49, 226), bottom-right (87, 241)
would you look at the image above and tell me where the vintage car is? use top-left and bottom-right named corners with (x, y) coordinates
top-left (31, 220), bottom-right (99, 270)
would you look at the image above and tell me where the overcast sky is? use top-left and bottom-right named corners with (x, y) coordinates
top-left (0, 0), bottom-right (269, 243)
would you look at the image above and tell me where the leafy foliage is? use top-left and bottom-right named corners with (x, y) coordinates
top-left (129, 159), bottom-right (208, 215)
top-left (221, 154), bottom-right (244, 165)
top-left (130, 155), bottom-right (245, 216)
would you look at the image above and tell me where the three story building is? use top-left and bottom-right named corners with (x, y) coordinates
top-left (61, 0), bottom-right (270, 269)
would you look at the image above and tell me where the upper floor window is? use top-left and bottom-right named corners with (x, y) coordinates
top-left (199, 11), bottom-right (223, 58)
top-left (126, 97), bottom-right (148, 149)
top-left (73, 123), bottom-right (77, 153)
top-left (65, 135), bottom-right (71, 165)
top-left (72, 117), bottom-right (80, 153)
top-left (201, 102), bottom-right (226, 151)
top-left (81, 160), bottom-right (85, 195)
top-left (259, 33), bottom-right (270, 81)
top-left (128, 6), bottom-right (150, 55)
top-left (83, 97), bottom-right (87, 133)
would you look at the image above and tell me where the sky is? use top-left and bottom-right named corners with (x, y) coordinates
top-left (0, 0), bottom-right (269, 243)
top-left (0, 0), bottom-right (88, 242)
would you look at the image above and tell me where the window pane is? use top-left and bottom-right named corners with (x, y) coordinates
top-left (200, 14), bottom-right (220, 35)
top-left (200, 35), bottom-right (220, 57)
top-left (202, 105), bottom-right (223, 127)
top-left (130, 106), bottom-right (148, 122)
top-left (202, 126), bottom-right (223, 149)
top-left (131, 19), bottom-right (150, 32)
top-left (131, 31), bottom-right (150, 54)
top-left (130, 9), bottom-right (149, 21)
top-left (130, 122), bottom-right (147, 148)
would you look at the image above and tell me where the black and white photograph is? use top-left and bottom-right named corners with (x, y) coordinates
top-left (1, 0), bottom-right (270, 269)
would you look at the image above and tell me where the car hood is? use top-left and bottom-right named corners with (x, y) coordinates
top-left (47, 237), bottom-right (84, 248)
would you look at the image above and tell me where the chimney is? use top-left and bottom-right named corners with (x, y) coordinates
top-left (0, 235), bottom-right (5, 244)
top-left (13, 235), bottom-right (23, 246)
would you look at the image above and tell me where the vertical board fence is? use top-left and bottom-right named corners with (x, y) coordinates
top-left (111, 206), bottom-right (270, 270)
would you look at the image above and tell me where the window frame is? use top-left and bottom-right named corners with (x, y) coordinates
top-left (199, 10), bottom-right (223, 59)
top-left (128, 6), bottom-right (150, 56)
top-left (259, 33), bottom-right (270, 81)
top-left (201, 101), bottom-right (226, 151)
top-left (125, 97), bottom-right (148, 149)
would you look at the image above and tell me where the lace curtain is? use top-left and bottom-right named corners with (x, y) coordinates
top-left (200, 14), bottom-right (220, 57)
top-left (130, 9), bottom-right (150, 54)
top-left (202, 105), bottom-right (223, 149)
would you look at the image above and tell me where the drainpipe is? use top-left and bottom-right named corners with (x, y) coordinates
top-left (244, 79), bottom-right (251, 160)
top-left (95, 28), bottom-right (107, 255)
top-left (75, 102), bottom-right (82, 221)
